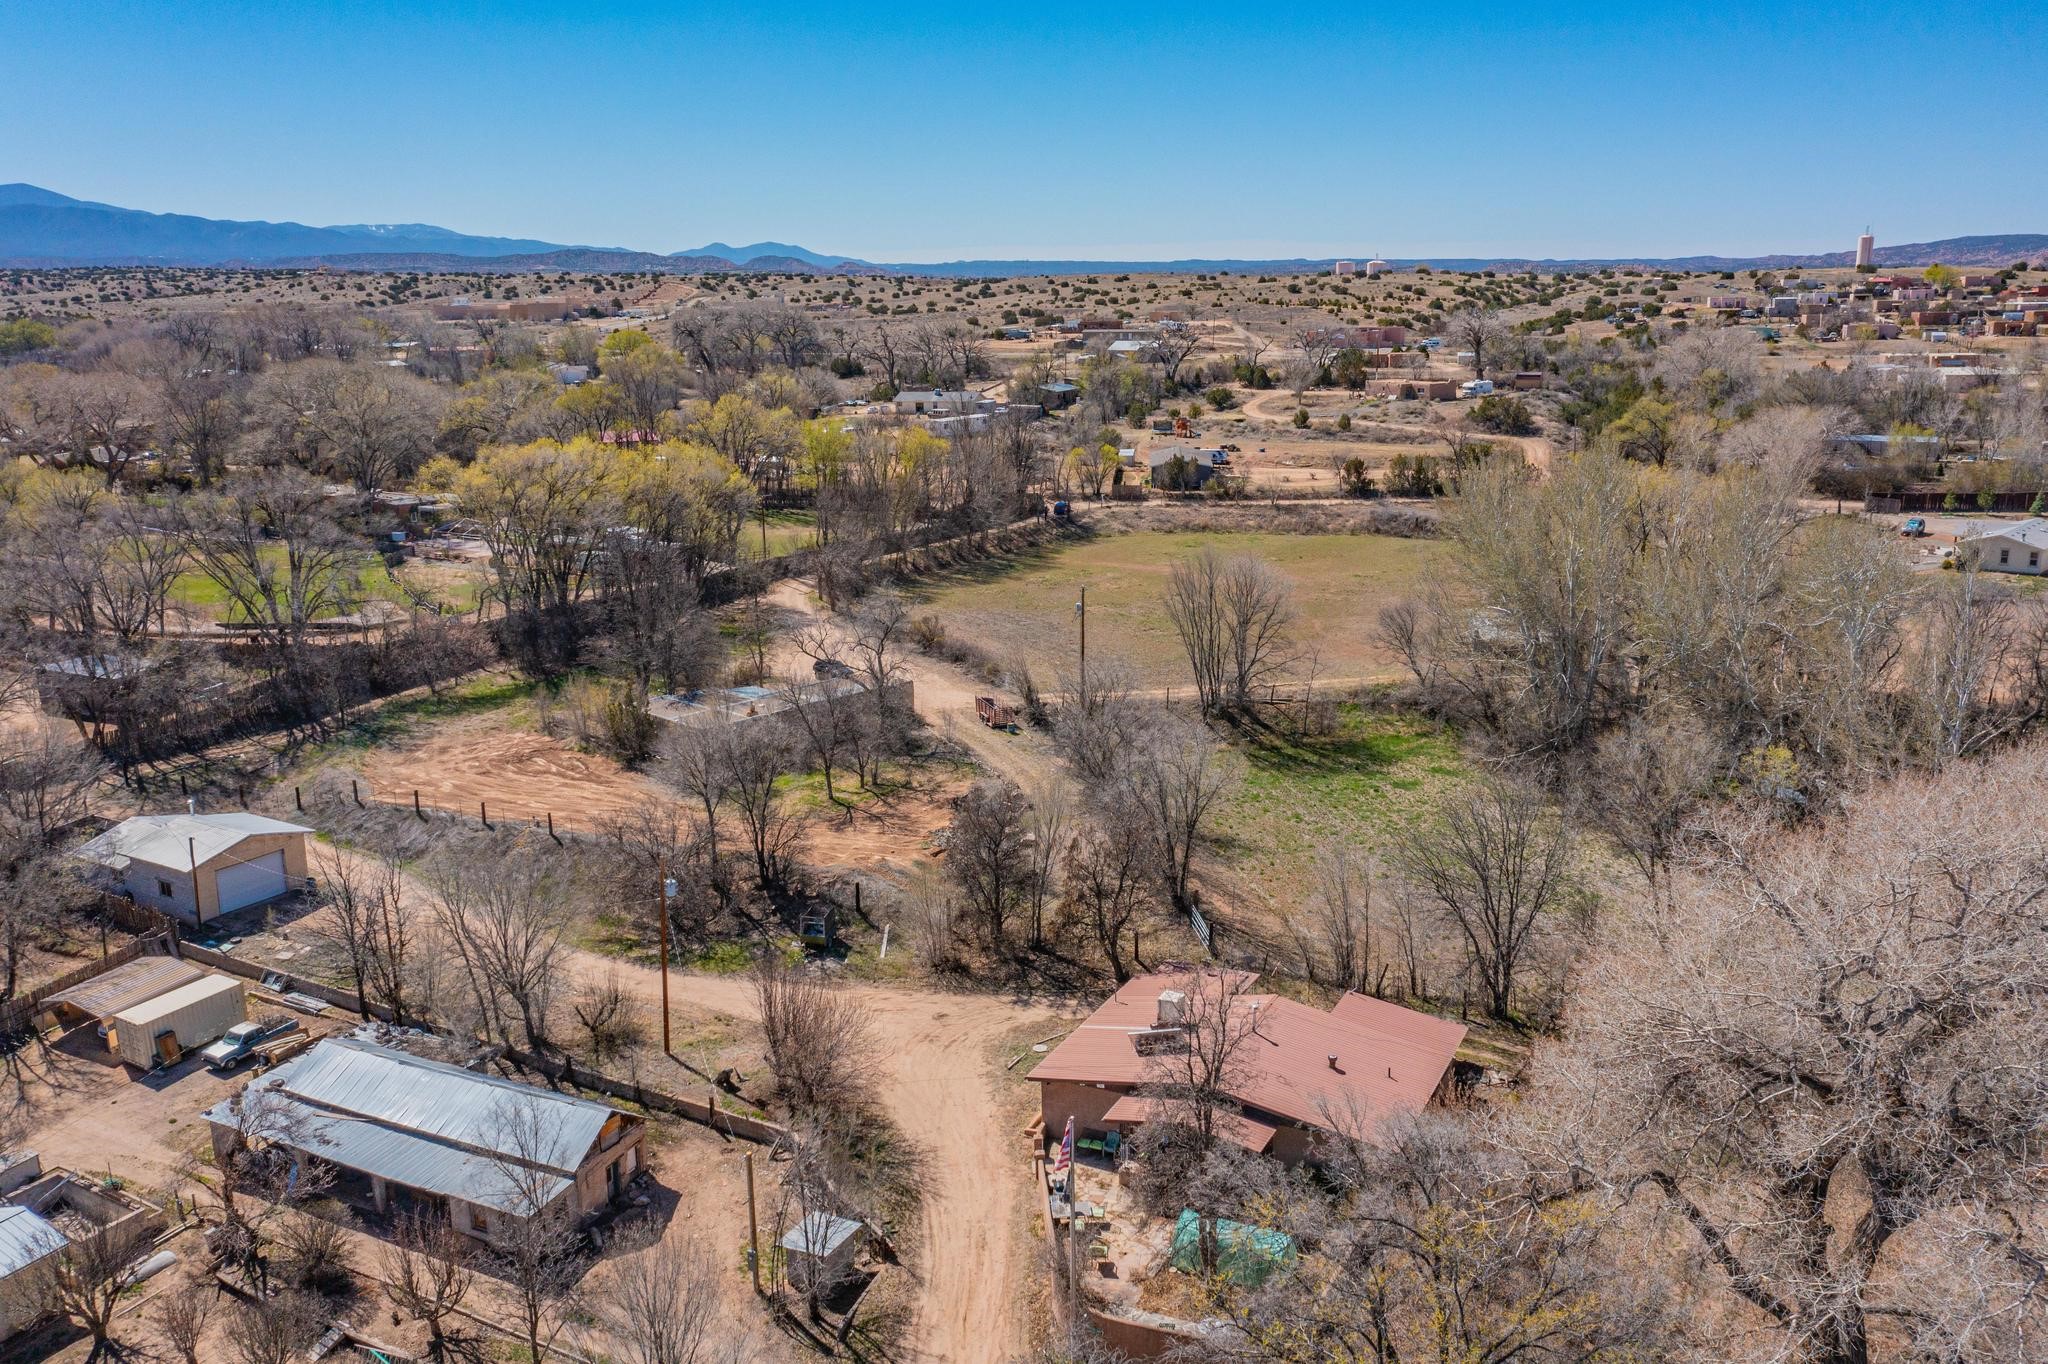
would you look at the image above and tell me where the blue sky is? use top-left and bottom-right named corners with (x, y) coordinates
top-left (5, 1), bottom-right (2044, 261)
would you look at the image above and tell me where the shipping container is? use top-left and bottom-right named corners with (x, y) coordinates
top-left (111, 975), bottom-right (246, 1070)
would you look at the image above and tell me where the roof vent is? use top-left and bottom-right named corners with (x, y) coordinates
top-left (1327, 1053), bottom-right (1340, 1071)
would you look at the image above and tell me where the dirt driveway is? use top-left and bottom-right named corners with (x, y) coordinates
top-left (626, 963), bottom-right (1061, 1364)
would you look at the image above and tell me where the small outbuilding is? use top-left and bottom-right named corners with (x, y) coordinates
top-left (779, 1212), bottom-right (868, 1291)
top-left (74, 813), bottom-right (312, 923)
top-left (110, 974), bottom-right (245, 1070)
top-left (0, 1205), bottom-right (68, 1340)
top-left (36, 955), bottom-right (205, 1032)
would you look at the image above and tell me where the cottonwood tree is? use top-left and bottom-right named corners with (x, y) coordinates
top-left (1219, 1110), bottom-right (1673, 1364)
top-left (1022, 777), bottom-right (1071, 949)
top-left (1295, 843), bottom-right (1378, 994)
top-left (383, 1210), bottom-right (477, 1362)
top-left (1138, 966), bottom-right (1261, 1171)
top-left (1163, 549), bottom-right (1295, 714)
top-left (590, 1233), bottom-right (749, 1364)
top-left (203, 1085), bottom-right (336, 1284)
top-left (176, 469), bottom-right (362, 717)
top-left (483, 1093), bottom-right (590, 1364)
top-left (1060, 828), bottom-right (1148, 984)
top-left (153, 1286), bottom-right (215, 1364)
top-left (1394, 777), bottom-right (1573, 1022)
top-left (1118, 714), bottom-right (1240, 912)
top-left (661, 725), bottom-right (737, 905)
top-left (223, 1290), bottom-right (325, 1364)
top-left (717, 717), bottom-right (803, 891)
top-left (44, 1219), bottom-right (149, 1359)
top-left (947, 779), bottom-right (1031, 946)
top-left (1442, 307), bottom-right (1509, 379)
top-left (425, 842), bottom-right (572, 1051)
top-left (753, 953), bottom-right (876, 1118)
top-left (1521, 751), bottom-right (2048, 1364)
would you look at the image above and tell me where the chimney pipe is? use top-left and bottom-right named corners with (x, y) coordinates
top-left (187, 797), bottom-right (197, 815)
top-left (1327, 1054), bottom-right (1338, 1070)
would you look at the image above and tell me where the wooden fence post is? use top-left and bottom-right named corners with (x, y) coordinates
top-left (294, 785), bottom-right (303, 812)
top-left (413, 789), bottom-right (423, 819)
top-left (480, 800), bottom-right (490, 829)
top-left (351, 778), bottom-right (362, 807)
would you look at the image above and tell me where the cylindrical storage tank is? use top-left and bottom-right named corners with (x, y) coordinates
top-left (111, 975), bottom-right (246, 1069)
top-left (1365, 260), bottom-right (1389, 278)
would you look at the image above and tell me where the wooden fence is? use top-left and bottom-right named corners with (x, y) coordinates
top-left (178, 944), bottom-right (791, 1147)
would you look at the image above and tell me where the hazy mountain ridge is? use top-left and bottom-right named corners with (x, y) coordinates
top-left (1, 184), bottom-right (2040, 275)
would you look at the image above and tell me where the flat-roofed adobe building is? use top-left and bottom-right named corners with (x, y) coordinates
top-left (1029, 969), bottom-right (1467, 1164)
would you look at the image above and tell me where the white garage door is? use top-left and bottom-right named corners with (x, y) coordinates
top-left (215, 852), bottom-right (288, 913)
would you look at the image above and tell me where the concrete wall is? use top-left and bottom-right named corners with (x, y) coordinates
top-left (117, 862), bottom-right (199, 922)
top-left (194, 831), bottom-right (309, 919)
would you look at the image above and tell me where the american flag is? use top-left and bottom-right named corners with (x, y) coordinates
top-left (1052, 1116), bottom-right (1074, 1181)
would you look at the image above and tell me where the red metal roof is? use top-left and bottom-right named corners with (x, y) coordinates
top-left (1030, 970), bottom-right (1466, 1137)
top-left (1100, 1094), bottom-right (1276, 1152)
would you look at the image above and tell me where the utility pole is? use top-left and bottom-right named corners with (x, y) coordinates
top-left (1075, 585), bottom-right (1087, 699)
top-left (744, 1150), bottom-right (763, 1295)
top-left (657, 857), bottom-right (672, 1056)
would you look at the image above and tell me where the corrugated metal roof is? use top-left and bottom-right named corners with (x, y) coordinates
top-left (0, 1205), bottom-right (69, 1279)
top-left (74, 813), bottom-right (311, 873)
top-left (42, 956), bottom-right (204, 1019)
top-left (779, 1212), bottom-right (864, 1258)
top-left (271, 1106), bottom-right (571, 1216)
top-left (111, 974), bottom-right (242, 1027)
top-left (218, 1038), bottom-right (618, 1177)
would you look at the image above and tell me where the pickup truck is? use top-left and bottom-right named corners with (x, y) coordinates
top-left (201, 1017), bottom-right (299, 1071)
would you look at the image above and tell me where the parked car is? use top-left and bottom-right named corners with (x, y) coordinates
top-left (201, 1017), bottom-right (299, 1071)
top-left (1901, 517), bottom-right (1928, 537)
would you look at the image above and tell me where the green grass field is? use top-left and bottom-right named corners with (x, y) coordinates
top-left (739, 509), bottom-right (818, 560)
top-left (1213, 705), bottom-right (1467, 913)
top-left (912, 530), bottom-right (1448, 687)
top-left (170, 547), bottom-right (407, 622)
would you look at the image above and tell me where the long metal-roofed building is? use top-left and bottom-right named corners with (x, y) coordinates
top-left (202, 1036), bottom-right (645, 1244)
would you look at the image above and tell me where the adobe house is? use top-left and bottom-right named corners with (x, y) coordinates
top-left (1030, 969), bottom-right (1467, 1164)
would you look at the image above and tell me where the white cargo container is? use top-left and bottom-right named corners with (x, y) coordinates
top-left (111, 975), bottom-right (246, 1070)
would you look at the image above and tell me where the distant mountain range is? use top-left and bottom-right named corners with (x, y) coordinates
top-left (2, 183), bottom-right (2042, 276)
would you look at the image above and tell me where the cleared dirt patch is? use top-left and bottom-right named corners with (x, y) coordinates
top-left (359, 717), bottom-right (662, 830)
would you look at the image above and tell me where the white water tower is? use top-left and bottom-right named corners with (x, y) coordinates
top-left (1856, 230), bottom-right (1874, 269)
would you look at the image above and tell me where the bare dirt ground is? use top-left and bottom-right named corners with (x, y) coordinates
top-left (360, 717), bottom-right (663, 829)
top-left (284, 839), bottom-right (1061, 1364)
top-left (764, 577), bottom-right (1061, 793)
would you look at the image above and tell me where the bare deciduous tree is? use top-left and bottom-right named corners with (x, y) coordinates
top-left (383, 1210), bottom-right (477, 1362)
top-left (1163, 549), bottom-right (1295, 714)
top-left (589, 1233), bottom-right (749, 1364)
top-left (1394, 778), bottom-right (1573, 1021)
top-left (1521, 751), bottom-right (2048, 1364)
top-left (754, 953), bottom-right (875, 1118)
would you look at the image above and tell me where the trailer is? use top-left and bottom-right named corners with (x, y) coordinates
top-left (110, 974), bottom-right (245, 1070)
top-left (975, 696), bottom-right (1018, 730)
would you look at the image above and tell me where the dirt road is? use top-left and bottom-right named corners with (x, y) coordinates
top-left (765, 578), bottom-right (1061, 792)
top-left (300, 842), bottom-right (1060, 1364)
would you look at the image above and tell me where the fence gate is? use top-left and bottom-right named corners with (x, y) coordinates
top-left (1187, 896), bottom-right (1215, 957)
